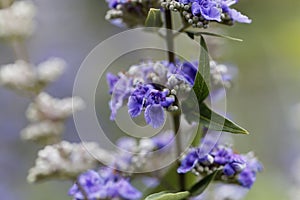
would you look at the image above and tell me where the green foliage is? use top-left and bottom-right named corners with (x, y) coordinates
top-left (186, 31), bottom-right (243, 42)
top-left (198, 103), bottom-right (249, 134)
top-left (145, 8), bottom-right (163, 27)
top-left (192, 36), bottom-right (210, 103)
top-left (145, 191), bottom-right (190, 200)
top-left (188, 170), bottom-right (219, 197)
top-left (182, 98), bottom-right (249, 134)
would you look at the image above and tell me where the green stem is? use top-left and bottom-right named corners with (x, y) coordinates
top-left (164, 8), bottom-right (186, 191)
top-left (164, 9), bottom-right (175, 63)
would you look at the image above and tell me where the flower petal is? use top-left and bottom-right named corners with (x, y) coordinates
top-left (128, 96), bottom-right (143, 117)
top-left (118, 179), bottom-right (142, 200)
top-left (177, 149), bottom-right (199, 173)
top-left (144, 104), bottom-right (165, 128)
top-left (228, 8), bottom-right (252, 23)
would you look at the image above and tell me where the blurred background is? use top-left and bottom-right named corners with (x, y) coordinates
top-left (0, 0), bottom-right (300, 199)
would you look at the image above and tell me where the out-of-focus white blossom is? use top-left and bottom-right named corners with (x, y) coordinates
top-left (0, 60), bottom-right (36, 90)
top-left (210, 60), bottom-right (232, 88)
top-left (20, 120), bottom-right (64, 144)
top-left (25, 102), bottom-right (42, 122)
top-left (0, 1), bottom-right (36, 38)
top-left (212, 184), bottom-right (249, 200)
top-left (289, 157), bottom-right (300, 200)
top-left (27, 141), bottom-right (108, 183)
top-left (31, 92), bottom-right (85, 120)
top-left (0, 58), bottom-right (67, 93)
top-left (37, 57), bottom-right (66, 83)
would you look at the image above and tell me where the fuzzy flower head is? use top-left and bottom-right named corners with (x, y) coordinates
top-left (27, 141), bottom-right (105, 183)
top-left (113, 131), bottom-right (175, 172)
top-left (105, 0), bottom-right (161, 27)
top-left (161, 0), bottom-right (251, 28)
top-left (107, 60), bottom-right (233, 128)
top-left (0, 58), bottom-right (66, 93)
top-left (0, 1), bottom-right (36, 38)
top-left (177, 142), bottom-right (262, 188)
top-left (20, 120), bottom-right (64, 145)
top-left (69, 168), bottom-right (142, 200)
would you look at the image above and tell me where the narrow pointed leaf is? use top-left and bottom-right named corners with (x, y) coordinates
top-left (192, 36), bottom-right (210, 103)
top-left (198, 103), bottom-right (249, 134)
top-left (182, 95), bottom-right (248, 134)
top-left (186, 31), bottom-right (243, 42)
top-left (145, 191), bottom-right (190, 200)
top-left (189, 170), bottom-right (219, 197)
top-left (145, 8), bottom-right (163, 27)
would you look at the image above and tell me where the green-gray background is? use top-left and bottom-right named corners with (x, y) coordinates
top-left (0, 0), bottom-right (299, 199)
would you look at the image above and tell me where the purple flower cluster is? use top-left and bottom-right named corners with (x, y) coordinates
top-left (107, 60), bottom-right (232, 128)
top-left (128, 84), bottom-right (175, 128)
top-left (178, 144), bottom-right (262, 188)
top-left (69, 169), bottom-right (142, 200)
top-left (161, 0), bottom-right (251, 28)
top-left (107, 61), bottom-right (181, 128)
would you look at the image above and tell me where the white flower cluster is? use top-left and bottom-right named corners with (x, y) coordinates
top-left (211, 184), bottom-right (249, 200)
top-left (115, 131), bottom-right (175, 172)
top-left (289, 158), bottom-right (300, 200)
top-left (27, 92), bottom-right (85, 121)
top-left (20, 120), bottom-right (64, 144)
top-left (0, 60), bottom-right (35, 91)
top-left (210, 60), bottom-right (232, 88)
top-left (0, 1), bottom-right (36, 38)
top-left (0, 58), bottom-right (66, 92)
top-left (27, 141), bottom-right (108, 183)
top-left (22, 92), bottom-right (84, 144)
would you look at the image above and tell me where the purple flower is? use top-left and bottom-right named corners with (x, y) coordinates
top-left (69, 169), bottom-right (141, 200)
top-left (151, 131), bottom-right (174, 149)
top-left (221, 0), bottom-right (252, 23)
top-left (178, 149), bottom-right (199, 173)
top-left (69, 170), bottom-right (104, 200)
top-left (211, 146), bottom-right (233, 165)
top-left (118, 179), bottom-right (142, 200)
top-left (223, 163), bottom-right (236, 176)
top-left (179, 61), bottom-right (197, 85)
top-left (237, 169), bottom-right (256, 188)
top-left (144, 104), bottom-right (165, 128)
top-left (223, 154), bottom-right (246, 176)
top-left (226, 8), bottom-right (252, 23)
top-left (128, 84), bottom-right (151, 117)
top-left (128, 84), bottom-right (175, 128)
top-left (191, 0), bottom-right (221, 22)
top-left (198, 154), bottom-right (214, 165)
top-left (107, 0), bottom-right (118, 9)
top-left (109, 74), bottom-right (133, 120)
top-left (106, 73), bottom-right (119, 94)
top-left (179, 0), bottom-right (191, 4)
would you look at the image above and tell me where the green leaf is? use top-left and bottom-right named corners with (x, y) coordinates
top-left (145, 8), bottom-right (163, 27)
top-left (189, 171), bottom-right (219, 197)
top-left (186, 31), bottom-right (243, 42)
top-left (145, 191), bottom-right (190, 200)
top-left (182, 95), bottom-right (248, 134)
top-left (198, 103), bottom-right (249, 134)
top-left (186, 32), bottom-right (194, 39)
top-left (192, 36), bottom-right (210, 103)
top-left (191, 123), bottom-right (203, 147)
